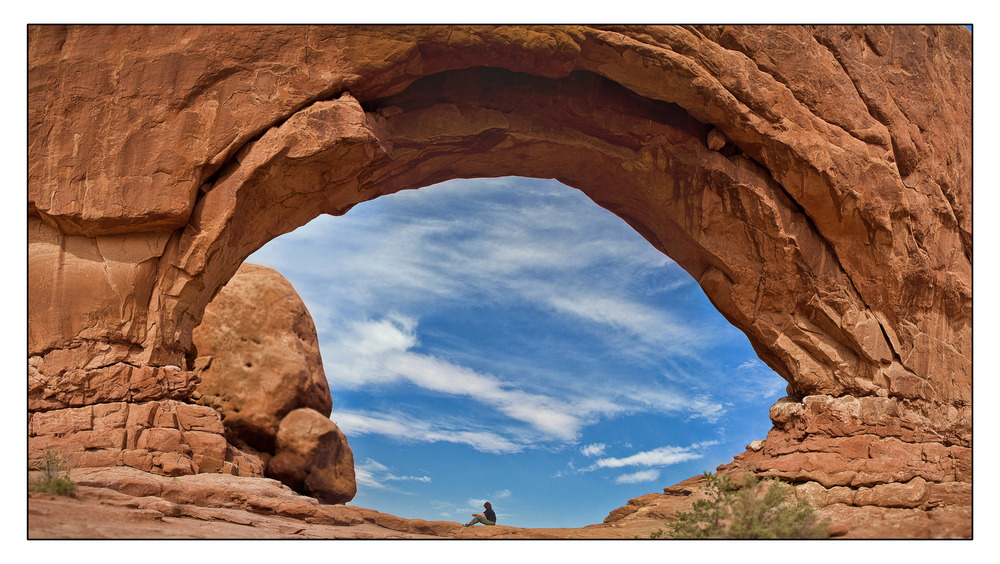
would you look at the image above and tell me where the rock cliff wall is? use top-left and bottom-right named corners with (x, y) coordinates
top-left (27, 25), bottom-right (971, 536)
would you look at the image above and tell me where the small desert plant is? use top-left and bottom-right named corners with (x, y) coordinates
top-left (634, 529), bottom-right (665, 539)
top-left (668, 471), bottom-right (829, 539)
top-left (29, 449), bottom-right (78, 497)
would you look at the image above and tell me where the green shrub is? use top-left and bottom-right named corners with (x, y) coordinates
top-left (668, 471), bottom-right (829, 539)
top-left (29, 449), bottom-right (78, 497)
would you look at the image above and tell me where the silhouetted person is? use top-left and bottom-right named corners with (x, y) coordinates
top-left (465, 501), bottom-right (496, 526)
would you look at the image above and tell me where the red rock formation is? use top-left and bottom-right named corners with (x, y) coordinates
top-left (28, 466), bottom-right (969, 539)
top-left (190, 262), bottom-right (355, 503)
top-left (27, 25), bottom-right (971, 537)
top-left (191, 262), bottom-right (333, 453)
top-left (268, 408), bottom-right (357, 505)
top-left (600, 466), bottom-right (970, 539)
top-left (28, 400), bottom-right (263, 477)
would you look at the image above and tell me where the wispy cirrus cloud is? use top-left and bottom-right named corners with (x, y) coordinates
top-left (561, 441), bottom-right (721, 485)
top-left (251, 177), bottom-right (710, 358)
top-left (326, 316), bottom-right (589, 442)
top-left (333, 410), bottom-right (526, 454)
top-left (615, 387), bottom-right (726, 424)
top-left (491, 489), bottom-right (512, 499)
top-left (734, 357), bottom-right (789, 401)
top-left (354, 458), bottom-right (432, 491)
top-left (325, 315), bottom-right (728, 447)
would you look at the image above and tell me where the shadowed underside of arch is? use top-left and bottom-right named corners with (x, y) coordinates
top-left (28, 25), bottom-right (971, 536)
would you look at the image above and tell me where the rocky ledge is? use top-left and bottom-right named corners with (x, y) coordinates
top-left (27, 466), bottom-right (643, 539)
top-left (28, 465), bottom-right (970, 539)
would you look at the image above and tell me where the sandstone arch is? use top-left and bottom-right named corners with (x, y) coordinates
top-left (28, 25), bottom-right (971, 535)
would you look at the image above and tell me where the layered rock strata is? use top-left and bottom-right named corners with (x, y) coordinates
top-left (601, 470), bottom-right (969, 539)
top-left (28, 399), bottom-right (263, 477)
top-left (28, 25), bottom-right (971, 536)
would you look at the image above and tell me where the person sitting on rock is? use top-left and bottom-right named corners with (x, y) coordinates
top-left (465, 501), bottom-right (496, 527)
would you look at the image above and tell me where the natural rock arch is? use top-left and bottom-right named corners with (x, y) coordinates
top-left (28, 25), bottom-right (971, 535)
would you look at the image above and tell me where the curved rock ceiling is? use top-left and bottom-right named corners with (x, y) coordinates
top-left (28, 25), bottom-right (971, 532)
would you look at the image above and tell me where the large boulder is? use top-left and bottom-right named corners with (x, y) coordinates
top-left (191, 262), bottom-right (333, 454)
top-left (190, 262), bottom-right (355, 503)
top-left (267, 408), bottom-right (357, 505)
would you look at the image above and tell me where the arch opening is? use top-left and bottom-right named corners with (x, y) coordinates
top-left (205, 176), bottom-right (786, 527)
top-left (150, 58), bottom-right (966, 514)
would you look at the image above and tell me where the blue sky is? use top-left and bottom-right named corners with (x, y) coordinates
top-left (247, 176), bottom-right (787, 529)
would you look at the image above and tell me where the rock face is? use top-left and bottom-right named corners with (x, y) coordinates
top-left (602, 467), bottom-right (970, 539)
top-left (191, 262), bottom-right (355, 503)
top-left (27, 25), bottom-right (972, 537)
top-left (28, 400), bottom-right (264, 478)
top-left (191, 262), bottom-right (333, 453)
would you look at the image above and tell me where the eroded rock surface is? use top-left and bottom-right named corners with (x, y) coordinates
top-left (28, 25), bottom-right (972, 537)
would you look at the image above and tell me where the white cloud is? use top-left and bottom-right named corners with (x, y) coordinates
top-left (333, 410), bottom-right (526, 454)
top-left (687, 395), bottom-right (727, 423)
top-left (615, 469), bottom-right (661, 484)
top-left (348, 315), bottom-right (418, 356)
top-left (325, 316), bottom-right (589, 441)
top-left (693, 439), bottom-right (723, 449)
top-left (353, 457), bottom-right (432, 491)
top-left (617, 387), bottom-right (727, 424)
top-left (733, 357), bottom-right (788, 401)
top-left (353, 459), bottom-right (388, 490)
top-left (544, 293), bottom-right (680, 342)
top-left (580, 443), bottom-right (607, 457)
top-left (385, 474), bottom-right (432, 483)
top-left (491, 489), bottom-right (512, 499)
top-left (594, 441), bottom-right (719, 469)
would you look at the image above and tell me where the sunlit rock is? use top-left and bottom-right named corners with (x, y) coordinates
top-left (27, 24), bottom-right (971, 537)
